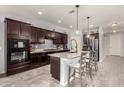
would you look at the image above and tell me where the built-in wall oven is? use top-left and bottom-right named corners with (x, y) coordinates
top-left (7, 39), bottom-right (30, 65)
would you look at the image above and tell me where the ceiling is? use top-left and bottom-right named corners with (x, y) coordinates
top-left (0, 5), bottom-right (124, 32)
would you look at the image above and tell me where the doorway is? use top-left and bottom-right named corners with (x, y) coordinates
top-left (109, 33), bottom-right (123, 56)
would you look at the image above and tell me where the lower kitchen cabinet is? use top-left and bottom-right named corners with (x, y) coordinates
top-left (7, 62), bottom-right (31, 76)
top-left (38, 54), bottom-right (50, 66)
top-left (50, 56), bottom-right (60, 81)
top-left (30, 53), bottom-right (50, 68)
top-left (30, 54), bottom-right (39, 66)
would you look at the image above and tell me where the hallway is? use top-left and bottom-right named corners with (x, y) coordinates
top-left (91, 56), bottom-right (124, 87)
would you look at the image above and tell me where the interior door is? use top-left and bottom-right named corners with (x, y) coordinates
top-left (109, 34), bottom-right (121, 56)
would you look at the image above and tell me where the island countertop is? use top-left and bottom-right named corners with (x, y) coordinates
top-left (49, 52), bottom-right (81, 86)
top-left (48, 52), bottom-right (81, 59)
top-left (30, 49), bottom-right (69, 54)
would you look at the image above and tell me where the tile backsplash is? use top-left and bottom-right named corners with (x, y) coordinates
top-left (31, 39), bottom-right (67, 50)
top-left (31, 39), bottom-right (57, 50)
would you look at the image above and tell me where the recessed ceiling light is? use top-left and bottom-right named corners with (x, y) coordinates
top-left (112, 23), bottom-right (117, 27)
top-left (38, 11), bottom-right (43, 15)
top-left (69, 25), bottom-right (73, 28)
top-left (58, 20), bottom-right (62, 23)
top-left (75, 30), bottom-right (80, 35)
top-left (90, 25), bottom-right (94, 27)
top-left (113, 30), bottom-right (117, 32)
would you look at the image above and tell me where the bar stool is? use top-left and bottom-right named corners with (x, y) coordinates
top-left (86, 50), bottom-right (98, 79)
top-left (68, 51), bottom-right (90, 85)
top-left (91, 50), bottom-right (98, 72)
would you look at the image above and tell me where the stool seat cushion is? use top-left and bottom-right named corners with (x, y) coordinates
top-left (69, 62), bottom-right (86, 69)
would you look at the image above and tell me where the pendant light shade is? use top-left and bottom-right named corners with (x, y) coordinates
top-left (75, 5), bottom-right (80, 35)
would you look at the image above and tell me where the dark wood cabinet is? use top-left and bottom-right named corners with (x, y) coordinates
top-left (37, 29), bottom-right (45, 43)
top-left (53, 32), bottom-right (61, 44)
top-left (30, 26), bottom-right (37, 43)
top-left (20, 23), bottom-right (31, 37)
top-left (7, 62), bottom-right (31, 76)
top-left (5, 18), bottom-right (68, 44)
top-left (5, 18), bottom-right (31, 39)
top-left (6, 18), bottom-right (20, 36)
top-left (30, 54), bottom-right (39, 66)
top-left (30, 53), bottom-right (50, 68)
top-left (38, 54), bottom-right (50, 65)
top-left (61, 33), bottom-right (68, 44)
top-left (45, 30), bottom-right (55, 39)
top-left (53, 32), bottom-right (67, 44)
top-left (30, 26), bottom-right (45, 44)
top-left (50, 56), bottom-right (60, 81)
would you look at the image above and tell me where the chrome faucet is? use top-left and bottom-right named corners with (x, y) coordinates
top-left (70, 39), bottom-right (78, 53)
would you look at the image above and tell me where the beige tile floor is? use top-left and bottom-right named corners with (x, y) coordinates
top-left (0, 56), bottom-right (124, 87)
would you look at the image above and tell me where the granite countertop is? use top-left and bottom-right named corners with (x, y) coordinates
top-left (48, 52), bottom-right (81, 59)
top-left (30, 49), bottom-right (69, 54)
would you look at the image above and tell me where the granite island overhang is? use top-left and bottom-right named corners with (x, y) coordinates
top-left (48, 52), bottom-right (81, 86)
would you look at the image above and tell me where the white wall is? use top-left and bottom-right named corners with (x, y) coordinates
top-left (103, 31), bottom-right (124, 57)
top-left (103, 34), bottom-right (110, 56)
top-left (99, 27), bottom-right (105, 62)
top-left (109, 33), bottom-right (121, 56)
top-left (120, 32), bottom-right (124, 57)
top-left (0, 17), bottom-right (5, 74)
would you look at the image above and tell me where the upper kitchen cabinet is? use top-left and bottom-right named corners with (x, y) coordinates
top-left (53, 32), bottom-right (68, 44)
top-left (37, 28), bottom-right (45, 44)
top-left (53, 32), bottom-right (62, 44)
top-left (30, 26), bottom-right (45, 44)
top-left (30, 26), bottom-right (38, 43)
top-left (45, 30), bottom-right (55, 40)
top-left (20, 23), bottom-right (31, 37)
top-left (61, 33), bottom-right (68, 44)
top-left (5, 18), bottom-right (20, 36)
top-left (5, 18), bottom-right (31, 39)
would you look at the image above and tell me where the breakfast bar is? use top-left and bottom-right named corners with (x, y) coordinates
top-left (49, 52), bottom-right (81, 86)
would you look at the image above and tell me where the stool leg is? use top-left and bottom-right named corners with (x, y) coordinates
top-left (79, 69), bottom-right (83, 86)
top-left (73, 69), bottom-right (75, 80)
top-left (68, 66), bottom-right (71, 84)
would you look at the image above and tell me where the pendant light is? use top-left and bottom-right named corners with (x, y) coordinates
top-left (75, 5), bottom-right (80, 35)
top-left (86, 16), bottom-right (90, 38)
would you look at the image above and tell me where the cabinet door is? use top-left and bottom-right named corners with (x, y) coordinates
top-left (20, 23), bottom-right (31, 37)
top-left (37, 29), bottom-right (45, 44)
top-left (62, 34), bottom-right (68, 44)
top-left (53, 32), bottom-right (61, 44)
top-left (30, 54), bottom-right (39, 66)
top-left (30, 27), bottom-right (38, 43)
top-left (45, 30), bottom-right (52, 39)
top-left (7, 19), bottom-right (20, 36)
top-left (65, 34), bottom-right (68, 44)
top-left (58, 33), bottom-right (62, 44)
top-left (38, 54), bottom-right (50, 65)
top-left (50, 56), bottom-right (60, 81)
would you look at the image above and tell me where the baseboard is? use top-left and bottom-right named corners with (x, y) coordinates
top-left (0, 73), bottom-right (6, 78)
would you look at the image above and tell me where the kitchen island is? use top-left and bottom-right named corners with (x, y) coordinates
top-left (49, 52), bottom-right (81, 86)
